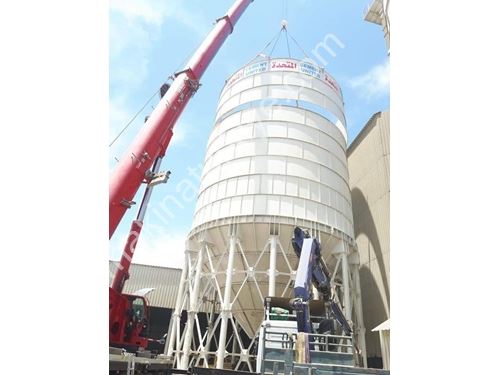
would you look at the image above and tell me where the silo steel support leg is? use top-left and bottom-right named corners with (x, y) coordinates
top-left (341, 240), bottom-right (353, 354)
top-left (165, 251), bottom-right (189, 359)
top-left (352, 263), bottom-right (367, 367)
top-left (180, 248), bottom-right (204, 369)
top-left (269, 235), bottom-right (278, 297)
top-left (341, 240), bottom-right (352, 322)
top-left (216, 234), bottom-right (237, 369)
top-left (231, 320), bottom-right (239, 366)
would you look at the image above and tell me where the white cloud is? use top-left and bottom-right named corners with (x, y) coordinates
top-left (110, 231), bottom-right (187, 269)
top-left (112, 56), bottom-right (150, 87)
top-left (169, 120), bottom-right (191, 147)
top-left (109, 10), bottom-right (154, 87)
top-left (110, 0), bottom-right (167, 26)
top-left (109, 0), bottom-right (209, 39)
top-left (348, 59), bottom-right (390, 99)
top-left (109, 0), bottom-right (211, 140)
top-left (135, 232), bottom-right (186, 268)
top-left (109, 10), bottom-right (150, 57)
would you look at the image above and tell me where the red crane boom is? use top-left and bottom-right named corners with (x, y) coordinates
top-left (109, 0), bottom-right (254, 238)
top-left (109, 0), bottom-right (254, 350)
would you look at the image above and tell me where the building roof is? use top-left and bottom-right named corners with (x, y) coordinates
top-left (347, 111), bottom-right (382, 156)
top-left (109, 261), bottom-right (182, 309)
top-left (372, 319), bottom-right (390, 332)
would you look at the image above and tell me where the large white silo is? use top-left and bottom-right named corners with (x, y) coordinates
top-left (165, 58), bottom-right (366, 370)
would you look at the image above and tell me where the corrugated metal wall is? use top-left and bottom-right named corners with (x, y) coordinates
top-left (347, 110), bottom-right (390, 362)
top-left (109, 261), bottom-right (182, 309)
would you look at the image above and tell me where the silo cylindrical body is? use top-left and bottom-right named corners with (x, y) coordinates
top-left (186, 57), bottom-right (354, 338)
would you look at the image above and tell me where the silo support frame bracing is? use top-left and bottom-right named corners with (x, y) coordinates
top-left (216, 229), bottom-right (237, 369)
top-left (180, 246), bottom-right (204, 369)
top-left (268, 235), bottom-right (278, 297)
top-left (168, 225), bottom-right (367, 369)
top-left (165, 251), bottom-right (188, 360)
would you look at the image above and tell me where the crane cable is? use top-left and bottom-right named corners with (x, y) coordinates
top-left (109, 41), bottom-right (201, 149)
top-left (280, 0), bottom-right (310, 60)
top-left (282, 0), bottom-right (288, 20)
top-left (260, 28), bottom-right (282, 57)
top-left (244, 0), bottom-right (302, 63)
top-left (269, 29), bottom-right (283, 56)
top-left (266, 26), bottom-right (308, 60)
top-left (241, 28), bottom-right (282, 67)
top-left (109, 89), bottom-right (160, 148)
top-left (288, 31), bottom-right (310, 59)
top-left (279, 0), bottom-right (291, 58)
top-left (244, 0), bottom-right (291, 64)
top-left (284, 27), bottom-right (291, 58)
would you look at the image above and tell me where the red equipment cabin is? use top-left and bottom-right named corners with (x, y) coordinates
top-left (109, 290), bottom-right (150, 349)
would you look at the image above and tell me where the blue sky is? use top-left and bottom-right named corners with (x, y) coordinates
top-left (109, 0), bottom-right (389, 268)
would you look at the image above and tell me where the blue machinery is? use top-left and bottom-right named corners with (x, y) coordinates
top-left (291, 227), bottom-right (352, 336)
top-left (254, 227), bottom-right (388, 374)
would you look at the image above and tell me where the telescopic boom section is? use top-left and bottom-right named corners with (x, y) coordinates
top-left (109, 0), bottom-right (254, 238)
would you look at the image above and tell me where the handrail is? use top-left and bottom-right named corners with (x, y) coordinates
top-left (262, 327), bottom-right (354, 353)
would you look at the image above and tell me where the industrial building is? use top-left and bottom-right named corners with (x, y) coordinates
top-left (347, 111), bottom-right (390, 369)
top-left (364, 0), bottom-right (390, 54)
top-left (346, 0), bottom-right (390, 369)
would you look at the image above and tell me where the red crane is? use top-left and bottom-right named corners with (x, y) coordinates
top-left (109, 0), bottom-right (253, 238)
top-left (109, 0), bottom-right (254, 350)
